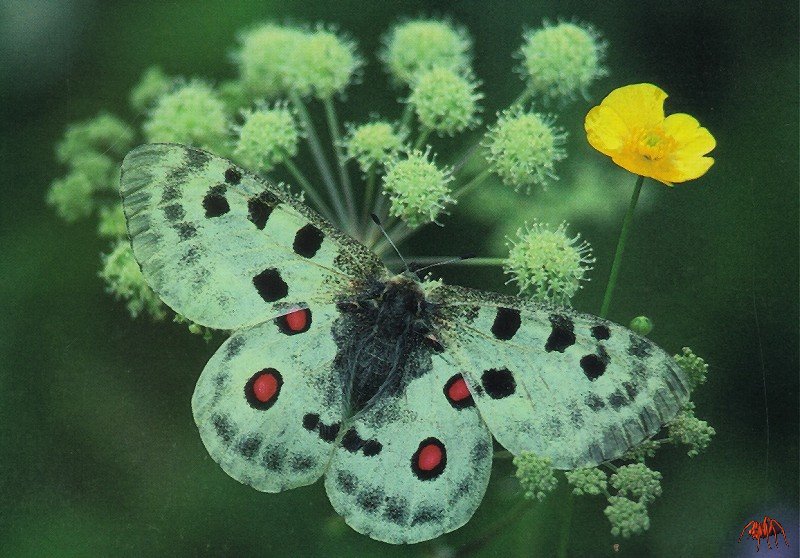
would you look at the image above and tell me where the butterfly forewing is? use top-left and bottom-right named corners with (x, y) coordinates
top-left (120, 143), bottom-right (383, 330)
top-left (432, 285), bottom-right (690, 469)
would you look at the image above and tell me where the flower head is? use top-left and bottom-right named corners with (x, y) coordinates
top-left (504, 221), bottom-right (594, 305)
top-left (56, 113), bottom-right (134, 163)
top-left (565, 468), bottom-right (607, 496)
top-left (382, 149), bottom-right (454, 228)
top-left (585, 83), bottom-right (715, 185)
top-left (409, 67), bottom-right (482, 136)
top-left (513, 452), bottom-right (557, 501)
top-left (604, 496), bottom-right (650, 538)
top-left (99, 240), bottom-right (167, 320)
top-left (483, 108), bottom-right (566, 192)
top-left (668, 403), bottom-right (716, 457)
top-left (284, 26), bottom-right (362, 99)
top-left (673, 347), bottom-right (708, 389)
top-left (519, 21), bottom-right (607, 104)
top-left (610, 463), bottom-right (663, 504)
top-left (47, 172), bottom-right (95, 222)
top-left (381, 19), bottom-right (471, 85)
top-left (235, 23), bottom-right (305, 98)
top-left (345, 121), bottom-right (405, 173)
top-left (129, 66), bottom-right (175, 112)
top-left (234, 103), bottom-right (301, 173)
top-left (97, 204), bottom-right (127, 239)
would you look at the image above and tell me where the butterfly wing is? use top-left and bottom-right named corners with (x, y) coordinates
top-left (324, 358), bottom-right (493, 544)
top-left (192, 303), bottom-right (344, 492)
top-left (120, 143), bottom-right (383, 330)
top-left (432, 285), bottom-right (690, 469)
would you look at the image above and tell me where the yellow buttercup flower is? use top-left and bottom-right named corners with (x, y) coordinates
top-left (585, 83), bottom-right (715, 185)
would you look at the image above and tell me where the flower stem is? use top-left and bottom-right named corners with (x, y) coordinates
top-left (361, 165), bottom-right (377, 228)
top-left (399, 102), bottom-right (414, 132)
top-left (289, 92), bottom-right (348, 228)
top-left (556, 491), bottom-right (574, 558)
top-left (413, 126), bottom-right (431, 151)
top-left (282, 158), bottom-right (335, 222)
top-left (388, 256), bottom-right (504, 267)
top-left (454, 168), bottom-right (492, 199)
top-left (322, 96), bottom-right (358, 223)
top-left (599, 174), bottom-right (645, 318)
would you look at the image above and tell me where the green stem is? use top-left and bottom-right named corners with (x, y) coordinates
top-left (388, 256), bottom-right (504, 267)
top-left (289, 92), bottom-right (348, 227)
top-left (322, 96), bottom-right (357, 223)
top-left (282, 158), bottom-right (335, 222)
top-left (361, 165), bottom-right (377, 229)
top-left (399, 102), bottom-right (414, 132)
top-left (454, 168), bottom-right (492, 199)
top-left (599, 174), bottom-right (645, 319)
top-left (413, 126), bottom-right (431, 151)
top-left (556, 491), bottom-right (574, 558)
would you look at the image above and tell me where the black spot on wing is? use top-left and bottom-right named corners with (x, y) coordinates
top-left (580, 354), bottom-right (607, 380)
top-left (591, 325), bottom-right (611, 340)
top-left (356, 488), bottom-right (384, 513)
top-left (585, 393), bottom-right (605, 411)
top-left (491, 307), bottom-right (521, 340)
top-left (293, 224), bottom-right (325, 258)
top-left (608, 390), bottom-right (628, 410)
top-left (225, 336), bottom-right (246, 359)
top-left (628, 335), bottom-right (652, 358)
top-left (237, 436), bottom-right (262, 460)
top-left (336, 470), bottom-right (357, 494)
top-left (212, 414), bottom-right (235, 443)
top-left (481, 368), bottom-right (516, 399)
top-left (546, 314), bottom-right (576, 352)
top-left (302, 413), bottom-right (320, 431)
top-left (290, 454), bottom-right (316, 472)
top-left (162, 203), bottom-right (185, 222)
top-left (253, 268), bottom-right (288, 302)
top-left (302, 412), bottom-right (339, 443)
top-left (186, 148), bottom-right (211, 168)
top-left (262, 446), bottom-right (282, 471)
top-left (247, 194), bottom-right (276, 230)
top-left (341, 428), bottom-right (382, 456)
top-left (623, 381), bottom-right (639, 399)
top-left (203, 185), bottom-right (230, 218)
top-left (224, 167), bottom-right (242, 184)
top-left (384, 497), bottom-right (409, 525)
top-left (471, 440), bottom-right (491, 461)
top-left (411, 506), bottom-right (444, 526)
top-left (174, 222), bottom-right (197, 241)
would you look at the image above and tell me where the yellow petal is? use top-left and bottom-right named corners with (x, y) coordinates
top-left (665, 155), bottom-right (714, 183)
top-left (600, 83), bottom-right (667, 131)
top-left (585, 105), bottom-right (628, 156)
top-left (663, 113), bottom-right (716, 156)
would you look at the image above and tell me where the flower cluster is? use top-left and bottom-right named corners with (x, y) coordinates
top-left (513, 453), bottom-right (558, 501)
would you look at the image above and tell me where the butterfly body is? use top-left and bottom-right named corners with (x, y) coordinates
top-left (120, 144), bottom-right (690, 544)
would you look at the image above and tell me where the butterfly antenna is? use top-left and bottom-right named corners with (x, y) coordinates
top-left (370, 213), bottom-right (409, 271)
top-left (412, 253), bottom-right (476, 274)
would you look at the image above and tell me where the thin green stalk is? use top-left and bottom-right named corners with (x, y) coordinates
top-left (556, 491), bottom-right (574, 558)
top-left (361, 165), bottom-right (378, 230)
top-left (413, 126), bottom-right (431, 151)
top-left (282, 158), bottom-right (335, 223)
top-left (289, 92), bottom-right (348, 227)
top-left (599, 174), bottom-right (645, 318)
top-left (386, 256), bottom-right (504, 267)
top-left (454, 168), bottom-right (492, 199)
top-left (399, 102), bottom-right (414, 132)
top-left (322, 96), bottom-right (357, 222)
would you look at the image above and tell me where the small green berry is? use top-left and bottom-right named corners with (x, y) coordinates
top-left (504, 221), bottom-right (594, 305)
top-left (604, 496), bottom-right (650, 538)
top-left (629, 316), bottom-right (654, 336)
top-left (47, 172), bottom-right (95, 222)
top-left (345, 121), bottom-right (405, 173)
top-left (668, 405), bottom-right (715, 457)
top-left (484, 108), bottom-right (566, 192)
top-left (129, 66), bottom-right (175, 112)
top-left (285, 27), bottom-right (362, 99)
top-left (382, 149), bottom-right (454, 228)
top-left (236, 23), bottom-right (305, 98)
top-left (513, 452), bottom-right (557, 501)
top-left (99, 240), bottom-right (166, 320)
top-left (56, 113), bottom-right (134, 163)
top-left (97, 204), bottom-right (128, 239)
top-left (565, 468), bottom-right (607, 496)
top-left (610, 464), bottom-right (662, 504)
top-left (234, 104), bottom-right (301, 173)
top-left (409, 67), bottom-right (482, 136)
top-left (673, 347), bottom-right (709, 389)
top-left (381, 19), bottom-right (471, 85)
top-left (143, 81), bottom-right (229, 153)
top-left (519, 21), bottom-right (607, 103)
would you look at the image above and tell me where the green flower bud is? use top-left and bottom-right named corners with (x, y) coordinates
top-left (345, 121), bottom-right (405, 173)
top-left (99, 240), bottom-right (166, 320)
top-left (97, 204), bottom-right (127, 239)
top-left (285, 27), bottom-right (362, 99)
top-left (504, 221), bottom-right (594, 305)
top-left (382, 149), bottom-right (454, 228)
top-left (513, 452), bottom-right (557, 501)
top-left (604, 496), bottom-right (650, 538)
top-left (621, 438), bottom-right (662, 462)
top-left (56, 113), bottom-right (134, 163)
top-left (47, 172), bottom-right (94, 222)
top-left (673, 347), bottom-right (709, 389)
top-left (381, 19), bottom-right (471, 85)
top-left (234, 103), bottom-right (301, 173)
top-left (519, 21), bottom-right (607, 104)
top-left (483, 108), bottom-right (566, 192)
top-left (668, 404), bottom-right (715, 457)
top-left (236, 23), bottom-right (305, 98)
top-left (129, 66), bottom-right (175, 113)
top-left (629, 316), bottom-right (654, 336)
top-left (143, 81), bottom-right (229, 153)
top-left (565, 467), bottom-right (607, 496)
top-left (69, 152), bottom-right (116, 190)
top-left (409, 67), bottom-right (482, 136)
top-left (610, 464), bottom-right (662, 504)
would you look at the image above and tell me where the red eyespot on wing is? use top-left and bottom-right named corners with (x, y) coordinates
top-left (285, 309), bottom-right (308, 331)
top-left (245, 368), bottom-right (283, 410)
top-left (418, 443), bottom-right (443, 471)
top-left (444, 373), bottom-right (475, 409)
top-left (275, 308), bottom-right (312, 334)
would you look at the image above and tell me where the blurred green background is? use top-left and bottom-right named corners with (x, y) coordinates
top-left (1, 1), bottom-right (797, 557)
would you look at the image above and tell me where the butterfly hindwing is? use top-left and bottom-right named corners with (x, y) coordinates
top-left (324, 358), bottom-right (493, 544)
top-left (433, 285), bottom-right (690, 469)
top-left (192, 303), bottom-right (344, 492)
top-left (120, 143), bottom-right (382, 330)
